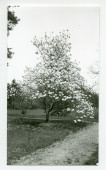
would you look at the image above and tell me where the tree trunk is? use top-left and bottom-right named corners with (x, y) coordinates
top-left (46, 112), bottom-right (49, 122)
top-left (45, 99), bottom-right (54, 122)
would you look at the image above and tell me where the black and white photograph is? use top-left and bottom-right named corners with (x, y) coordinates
top-left (7, 5), bottom-right (99, 166)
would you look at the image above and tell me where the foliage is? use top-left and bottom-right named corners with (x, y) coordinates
top-left (7, 6), bottom-right (20, 36)
top-left (7, 6), bottom-right (20, 59)
top-left (23, 30), bottom-right (94, 122)
top-left (7, 48), bottom-right (14, 60)
top-left (7, 79), bottom-right (26, 109)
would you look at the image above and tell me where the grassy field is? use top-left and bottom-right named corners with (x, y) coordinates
top-left (84, 145), bottom-right (98, 165)
top-left (7, 108), bottom-right (98, 122)
top-left (7, 114), bottom-right (89, 165)
top-left (7, 109), bottom-right (98, 165)
top-left (7, 109), bottom-right (45, 117)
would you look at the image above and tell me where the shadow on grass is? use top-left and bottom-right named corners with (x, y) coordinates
top-left (84, 145), bottom-right (98, 165)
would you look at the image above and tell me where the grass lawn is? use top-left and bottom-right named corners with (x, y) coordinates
top-left (84, 145), bottom-right (98, 165)
top-left (7, 115), bottom-right (88, 165)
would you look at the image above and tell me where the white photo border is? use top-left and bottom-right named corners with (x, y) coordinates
top-left (0, 0), bottom-right (106, 169)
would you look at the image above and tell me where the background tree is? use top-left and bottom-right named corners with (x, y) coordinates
top-left (89, 60), bottom-right (99, 75)
top-left (23, 31), bottom-right (94, 122)
top-left (7, 6), bottom-right (20, 36)
top-left (7, 6), bottom-right (20, 60)
top-left (7, 79), bottom-right (26, 110)
top-left (88, 60), bottom-right (99, 91)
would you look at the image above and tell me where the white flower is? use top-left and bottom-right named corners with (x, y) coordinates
top-left (43, 94), bottom-right (46, 97)
top-left (55, 97), bottom-right (59, 100)
top-left (67, 108), bottom-right (70, 111)
top-left (62, 98), bottom-right (66, 101)
top-left (90, 116), bottom-right (94, 119)
top-left (77, 119), bottom-right (81, 122)
top-left (48, 91), bottom-right (53, 95)
top-left (74, 120), bottom-right (77, 123)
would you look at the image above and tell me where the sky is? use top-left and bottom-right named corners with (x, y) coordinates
top-left (7, 6), bottom-right (99, 91)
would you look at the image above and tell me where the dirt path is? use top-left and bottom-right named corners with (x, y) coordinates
top-left (14, 123), bottom-right (98, 165)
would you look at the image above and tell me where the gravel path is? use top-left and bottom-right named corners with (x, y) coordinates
top-left (14, 123), bottom-right (98, 165)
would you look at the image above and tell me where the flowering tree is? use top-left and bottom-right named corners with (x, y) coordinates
top-left (72, 88), bottom-right (94, 123)
top-left (23, 31), bottom-right (94, 122)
